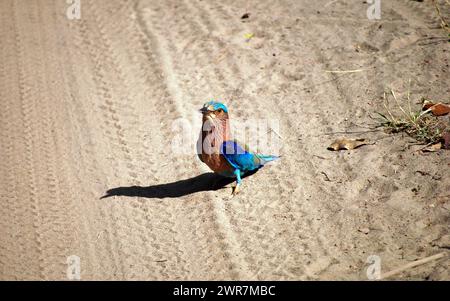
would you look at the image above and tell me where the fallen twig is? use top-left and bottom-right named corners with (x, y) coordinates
top-left (324, 129), bottom-right (383, 136)
top-left (320, 171), bottom-right (331, 182)
top-left (380, 252), bottom-right (447, 280)
top-left (325, 69), bottom-right (365, 74)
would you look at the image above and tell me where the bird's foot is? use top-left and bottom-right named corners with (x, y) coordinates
top-left (231, 184), bottom-right (240, 196)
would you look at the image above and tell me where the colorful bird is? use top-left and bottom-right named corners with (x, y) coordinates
top-left (197, 101), bottom-right (279, 195)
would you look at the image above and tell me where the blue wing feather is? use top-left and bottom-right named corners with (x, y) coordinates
top-left (220, 140), bottom-right (278, 172)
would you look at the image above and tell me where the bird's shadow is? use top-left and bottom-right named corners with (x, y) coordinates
top-left (100, 170), bottom-right (258, 199)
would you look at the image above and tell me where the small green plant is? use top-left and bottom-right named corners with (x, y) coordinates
top-left (377, 89), bottom-right (448, 145)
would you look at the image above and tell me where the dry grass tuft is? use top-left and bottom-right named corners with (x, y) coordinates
top-left (377, 89), bottom-right (449, 146)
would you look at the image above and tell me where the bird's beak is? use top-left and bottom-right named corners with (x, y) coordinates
top-left (200, 105), bottom-right (215, 114)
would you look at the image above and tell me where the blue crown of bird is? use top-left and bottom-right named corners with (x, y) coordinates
top-left (197, 101), bottom-right (279, 195)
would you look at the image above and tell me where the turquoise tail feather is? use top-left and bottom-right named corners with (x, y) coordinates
top-left (256, 154), bottom-right (280, 166)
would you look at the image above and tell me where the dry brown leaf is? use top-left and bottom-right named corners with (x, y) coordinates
top-left (327, 138), bottom-right (367, 151)
top-left (422, 142), bottom-right (442, 152)
top-left (430, 103), bottom-right (450, 116)
top-left (422, 101), bottom-right (450, 116)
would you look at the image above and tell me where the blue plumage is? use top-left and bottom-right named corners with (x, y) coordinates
top-left (201, 101), bottom-right (229, 113)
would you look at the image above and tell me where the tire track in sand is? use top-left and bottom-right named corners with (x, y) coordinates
top-left (187, 0), bottom-right (336, 279)
top-left (9, 0), bottom-right (47, 279)
top-left (134, 0), bottom-right (251, 279)
top-left (71, 2), bottom-right (147, 278)
top-left (0, 1), bottom-right (25, 278)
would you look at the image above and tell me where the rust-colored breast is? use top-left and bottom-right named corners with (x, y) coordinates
top-left (201, 153), bottom-right (233, 176)
top-left (199, 117), bottom-right (234, 176)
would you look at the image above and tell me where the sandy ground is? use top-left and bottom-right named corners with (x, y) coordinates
top-left (0, 0), bottom-right (449, 280)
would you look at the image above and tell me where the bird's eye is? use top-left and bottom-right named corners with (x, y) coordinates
top-left (217, 109), bottom-right (223, 113)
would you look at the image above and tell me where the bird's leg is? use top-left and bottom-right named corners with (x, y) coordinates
top-left (232, 169), bottom-right (242, 196)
